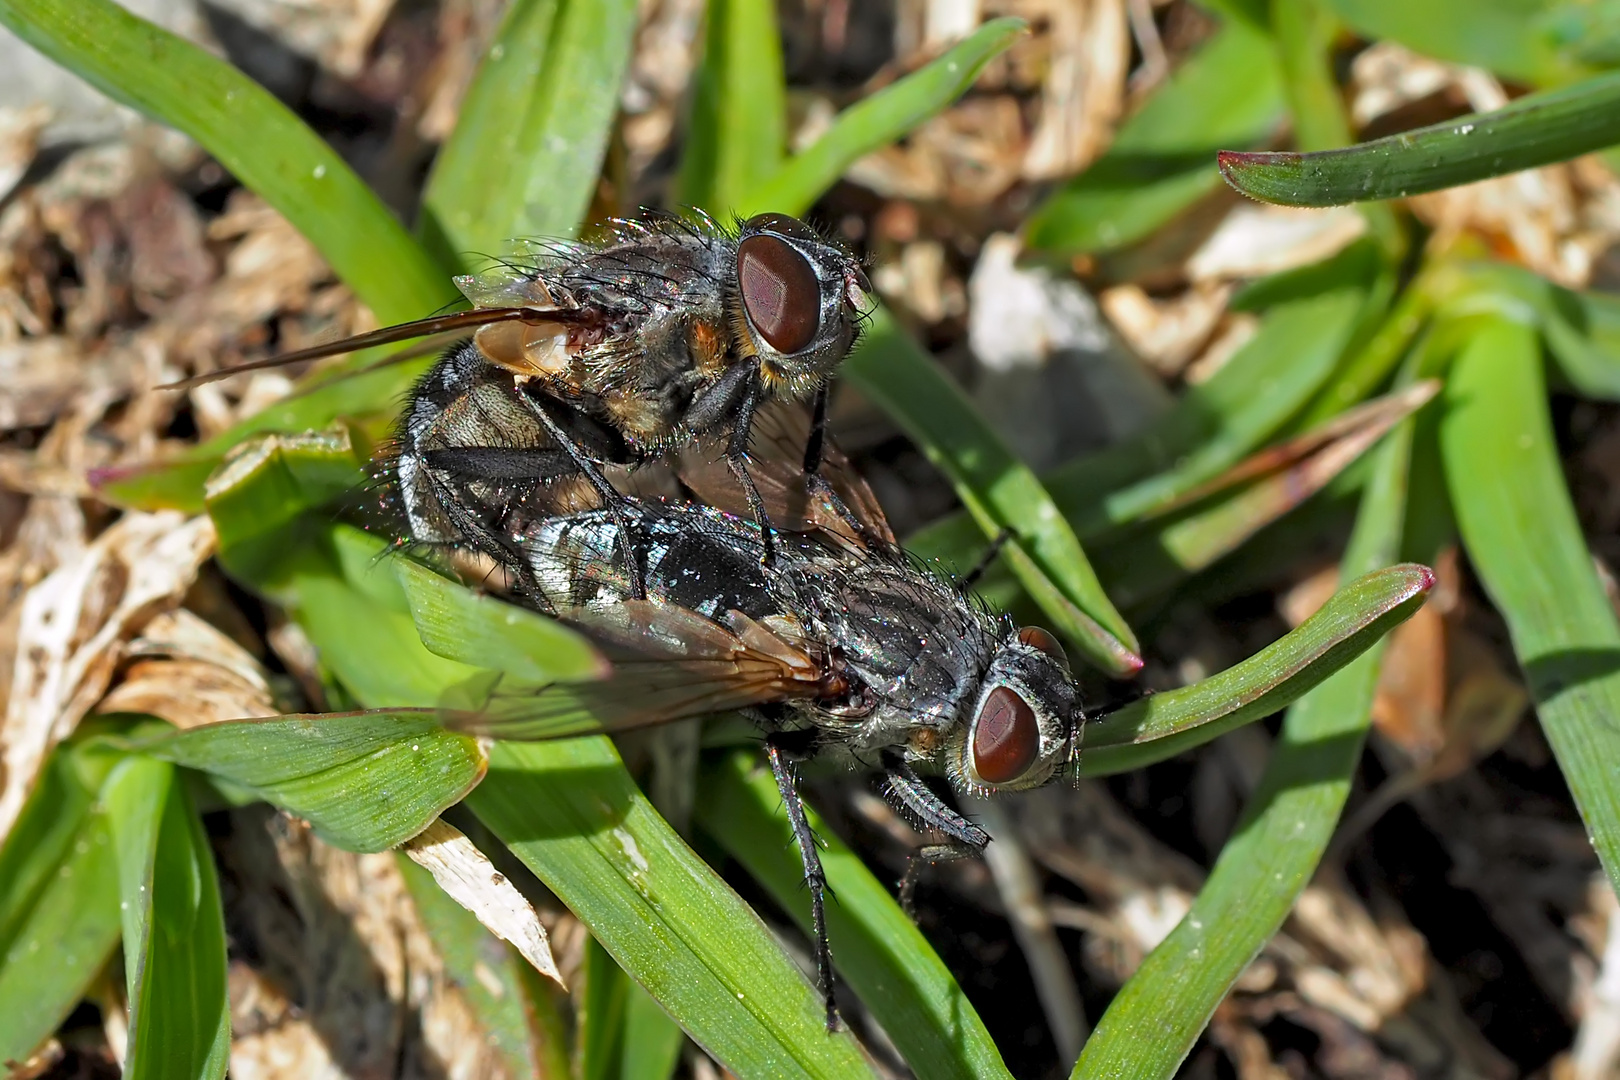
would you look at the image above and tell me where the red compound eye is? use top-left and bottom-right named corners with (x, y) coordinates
top-left (1017, 626), bottom-right (1069, 670)
top-left (971, 686), bottom-right (1040, 785)
top-left (738, 233), bottom-right (820, 354)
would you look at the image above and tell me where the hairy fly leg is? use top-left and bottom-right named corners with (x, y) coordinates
top-left (880, 756), bottom-right (991, 916)
top-left (512, 388), bottom-right (647, 599)
top-left (960, 528), bottom-right (1015, 589)
top-left (766, 735), bottom-right (838, 1031)
top-left (800, 386), bottom-right (867, 538)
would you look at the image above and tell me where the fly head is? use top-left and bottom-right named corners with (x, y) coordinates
top-left (734, 213), bottom-right (870, 401)
top-left (947, 625), bottom-right (1082, 793)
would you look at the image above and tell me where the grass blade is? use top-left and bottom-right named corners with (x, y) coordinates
top-left (697, 749), bottom-right (1013, 1080)
top-left (469, 741), bottom-right (881, 1079)
top-left (740, 18), bottom-right (1027, 217)
top-left (0, 774), bottom-right (120, 1063)
top-left (1322, 0), bottom-right (1594, 86)
top-left (1081, 562), bottom-right (1433, 775)
top-left (1050, 287), bottom-right (1367, 535)
top-left (677, 0), bottom-right (786, 211)
top-left (1219, 69), bottom-right (1620, 207)
top-left (845, 307), bottom-right (1141, 675)
top-left (130, 714), bottom-right (487, 852)
top-left (580, 934), bottom-right (631, 1080)
top-left (106, 758), bottom-right (230, 1080)
top-left (1023, 17), bottom-right (1284, 255)
top-left (1074, 352), bottom-right (1420, 1080)
top-left (393, 557), bottom-right (608, 683)
top-left (0, 0), bottom-right (449, 323)
top-left (620, 981), bottom-right (686, 1080)
top-left (420, 0), bottom-right (638, 264)
top-left (1439, 316), bottom-right (1620, 896)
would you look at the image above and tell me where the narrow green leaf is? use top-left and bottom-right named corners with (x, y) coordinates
top-left (844, 307), bottom-right (1141, 675)
top-left (420, 0), bottom-right (638, 265)
top-left (1322, 0), bottom-right (1597, 86)
top-left (739, 18), bottom-right (1027, 217)
top-left (1049, 287), bottom-right (1366, 536)
top-left (678, 0), bottom-right (786, 211)
top-left (1024, 18), bottom-right (1285, 255)
top-left (620, 981), bottom-right (686, 1080)
top-left (469, 741), bottom-right (880, 1079)
top-left (1075, 349), bottom-right (1420, 1080)
top-left (0, 0), bottom-right (449, 323)
top-left (131, 714), bottom-right (486, 853)
top-left (580, 934), bottom-right (631, 1080)
top-left (1439, 316), bottom-right (1620, 896)
top-left (1089, 381), bottom-right (1437, 607)
top-left (106, 758), bottom-right (230, 1080)
top-left (292, 565), bottom-right (485, 707)
top-left (394, 557), bottom-right (608, 684)
top-left (1220, 69), bottom-right (1620, 207)
top-left (203, 427), bottom-right (368, 590)
top-left (698, 749), bottom-right (1013, 1080)
top-left (0, 783), bottom-right (120, 1064)
top-left (1081, 562), bottom-right (1433, 774)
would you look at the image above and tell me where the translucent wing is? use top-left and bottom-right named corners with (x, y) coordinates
top-left (676, 400), bottom-right (896, 544)
top-left (442, 599), bottom-right (835, 740)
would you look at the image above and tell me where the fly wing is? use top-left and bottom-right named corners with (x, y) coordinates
top-left (675, 400), bottom-right (895, 544)
top-left (160, 307), bottom-right (599, 390)
top-left (442, 598), bottom-right (829, 740)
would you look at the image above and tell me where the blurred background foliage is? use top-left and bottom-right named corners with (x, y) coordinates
top-left (3, 0), bottom-right (1620, 1077)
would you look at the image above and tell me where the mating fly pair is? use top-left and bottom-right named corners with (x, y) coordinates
top-left (174, 210), bottom-right (1086, 1030)
top-left (172, 209), bottom-right (872, 588)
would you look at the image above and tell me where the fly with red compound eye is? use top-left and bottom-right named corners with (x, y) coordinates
top-left (165, 211), bottom-right (873, 579)
top-left (415, 492), bottom-right (1085, 1031)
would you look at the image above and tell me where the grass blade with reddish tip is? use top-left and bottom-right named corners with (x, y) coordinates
top-left (1081, 562), bottom-right (1433, 775)
top-left (1218, 69), bottom-right (1620, 208)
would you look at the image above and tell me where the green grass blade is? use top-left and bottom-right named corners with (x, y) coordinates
top-left (0, 775), bottom-right (120, 1063)
top-left (580, 934), bottom-right (632, 1080)
top-left (1439, 316), bottom-right (1620, 896)
top-left (620, 981), bottom-right (686, 1080)
top-left (677, 0), bottom-right (786, 212)
top-left (0, 0), bottom-right (449, 323)
top-left (420, 0), bottom-right (637, 264)
top-left (106, 759), bottom-right (230, 1080)
top-left (697, 749), bottom-right (1013, 1080)
top-left (739, 18), bottom-right (1027, 217)
top-left (1081, 562), bottom-right (1432, 774)
top-left (469, 741), bottom-right (881, 1080)
top-left (1323, 0), bottom-right (1596, 86)
top-left (1074, 355), bottom-right (1419, 1080)
top-left (1058, 289), bottom-right (1366, 535)
top-left (845, 307), bottom-right (1141, 675)
top-left (393, 557), bottom-right (608, 683)
top-left (1219, 69), bottom-right (1620, 207)
top-left (130, 714), bottom-right (487, 852)
top-left (1023, 18), bottom-right (1284, 255)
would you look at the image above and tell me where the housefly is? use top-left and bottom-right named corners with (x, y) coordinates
top-left (450, 494), bottom-right (1083, 1029)
top-left (168, 211), bottom-right (873, 567)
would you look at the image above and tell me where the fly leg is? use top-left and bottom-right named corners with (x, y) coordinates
top-left (766, 735), bottom-right (838, 1031)
top-left (514, 388), bottom-right (646, 600)
top-left (726, 375), bottom-right (777, 567)
top-left (960, 528), bottom-right (1014, 589)
top-left (800, 386), bottom-right (867, 538)
top-left (880, 756), bottom-right (991, 916)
